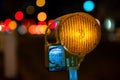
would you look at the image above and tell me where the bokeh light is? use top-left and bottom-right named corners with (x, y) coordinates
top-left (36, 0), bottom-right (46, 7)
top-left (28, 24), bottom-right (37, 35)
top-left (4, 18), bottom-right (12, 31)
top-left (0, 25), bottom-right (3, 31)
top-left (26, 5), bottom-right (35, 15)
top-left (22, 19), bottom-right (36, 28)
top-left (8, 20), bottom-right (17, 30)
top-left (40, 25), bottom-right (50, 34)
top-left (0, 22), bottom-right (5, 32)
top-left (37, 12), bottom-right (47, 21)
top-left (83, 0), bottom-right (95, 12)
top-left (38, 21), bottom-right (47, 25)
top-left (18, 25), bottom-right (27, 35)
top-left (48, 20), bottom-right (58, 29)
top-left (15, 11), bottom-right (24, 21)
top-left (104, 18), bottom-right (115, 31)
top-left (35, 25), bottom-right (41, 35)
top-left (4, 18), bottom-right (11, 26)
top-left (48, 19), bottom-right (54, 25)
top-left (22, 19), bottom-right (31, 28)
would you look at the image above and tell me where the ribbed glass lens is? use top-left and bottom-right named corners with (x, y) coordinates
top-left (58, 12), bottom-right (101, 55)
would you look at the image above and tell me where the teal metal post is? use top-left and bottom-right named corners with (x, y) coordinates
top-left (69, 68), bottom-right (78, 80)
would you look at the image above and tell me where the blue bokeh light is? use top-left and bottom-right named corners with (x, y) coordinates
top-left (83, 0), bottom-right (95, 12)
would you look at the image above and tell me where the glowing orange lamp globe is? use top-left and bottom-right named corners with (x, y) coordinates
top-left (55, 12), bottom-right (101, 55)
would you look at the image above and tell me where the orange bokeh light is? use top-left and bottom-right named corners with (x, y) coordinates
top-left (8, 20), bottom-right (17, 30)
top-left (40, 25), bottom-right (51, 34)
top-left (28, 24), bottom-right (37, 34)
top-left (37, 12), bottom-right (47, 21)
top-left (36, 0), bottom-right (45, 7)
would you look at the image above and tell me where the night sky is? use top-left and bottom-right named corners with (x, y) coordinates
top-left (0, 0), bottom-right (95, 18)
top-left (0, 0), bottom-right (120, 20)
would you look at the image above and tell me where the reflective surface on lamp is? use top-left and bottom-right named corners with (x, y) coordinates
top-left (57, 12), bottom-right (101, 55)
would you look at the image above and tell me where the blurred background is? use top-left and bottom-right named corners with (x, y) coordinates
top-left (0, 0), bottom-right (120, 80)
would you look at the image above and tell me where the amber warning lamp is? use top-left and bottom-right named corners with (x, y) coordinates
top-left (56, 12), bottom-right (101, 55)
top-left (45, 12), bottom-right (101, 80)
